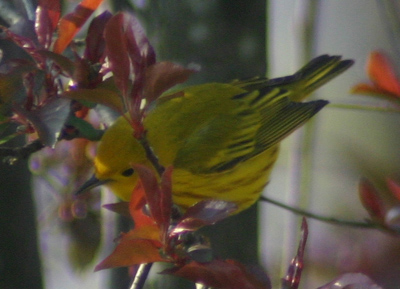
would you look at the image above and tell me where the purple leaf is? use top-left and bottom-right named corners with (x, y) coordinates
top-left (171, 200), bottom-right (237, 235)
top-left (143, 61), bottom-right (198, 104)
top-left (103, 12), bottom-right (156, 131)
top-left (163, 260), bottom-right (271, 289)
top-left (103, 13), bottom-right (132, 99)
top-left (102, 202), bottom-right (130, 218)
top-left (84, 10), bottom-right (112, 63)
top-left (35, 0), bottom-right (61, 48)
top-left (14, 97), bottom-right (71, 147)
top-left (317, 273), bottom-right (383, 289)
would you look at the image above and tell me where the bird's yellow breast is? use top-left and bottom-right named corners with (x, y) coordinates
top-left (171, 145), bottom-right (279, 211)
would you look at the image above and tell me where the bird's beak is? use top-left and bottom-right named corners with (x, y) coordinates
top-left (75, 174), bottom-right (110, 195)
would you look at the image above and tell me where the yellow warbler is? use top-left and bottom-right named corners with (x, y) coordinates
top-left (78, 55), bottom-right (353, 213)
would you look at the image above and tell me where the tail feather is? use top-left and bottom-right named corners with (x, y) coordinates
top-left (230, 54), bottom-right (354, 102)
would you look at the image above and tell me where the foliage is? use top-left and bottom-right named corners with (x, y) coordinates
top-left (0, 0), bottom-right (393, 288)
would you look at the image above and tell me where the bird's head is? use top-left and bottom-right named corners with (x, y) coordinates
top-left (76, 116), bottom-right (151, 201)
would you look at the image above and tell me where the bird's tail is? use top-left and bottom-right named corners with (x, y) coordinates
top-left (231, 55), bottom-right (354, 102)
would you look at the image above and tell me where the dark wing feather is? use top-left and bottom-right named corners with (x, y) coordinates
top-left (175, 86), bottom-right (328, 174)
top-left (230, 54), bottom-right (354, 101)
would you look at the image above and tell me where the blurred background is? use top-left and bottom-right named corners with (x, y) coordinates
top-left (1, 0), bottom-right (400, 289)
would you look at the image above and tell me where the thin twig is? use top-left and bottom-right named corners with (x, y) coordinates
top-left (328, 103), bottom-right (400, 113)
top-left (139, 136), bottom-right (165, 176)
top-left (129, 135), bottom-right (163, 289)
top-left (259, 195), bottom-right (385, 230)
top-left (129, 263), bottom-right (153, 289)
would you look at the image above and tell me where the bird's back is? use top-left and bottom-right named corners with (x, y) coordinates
top-left (144, 82), bottom-right (326, 211)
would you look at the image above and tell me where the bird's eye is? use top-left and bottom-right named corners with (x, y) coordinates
top-left (121, 168), bottom-right (134, 177)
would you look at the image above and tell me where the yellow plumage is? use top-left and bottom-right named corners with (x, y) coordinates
top-left (81, 55), bottom-right (353, 213)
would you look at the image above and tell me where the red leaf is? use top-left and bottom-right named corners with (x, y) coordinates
top-left (160, 166), bottom-right (173, 241)
top-left (163, 260), bottom-right (271, 289)
top-left (359, 178), bottom-right (386, 221)
top-left (171, 200), bottom-right (237, 235)
top-left (386, 178), bottom-right (400, 202)
top-left (133, 165), bottom-right (172, 234)
top-left (84, 11), bottom-right (112, 63)
top-left (282, 218), bottom-right (308, 289)
top-left (143, 62), bottom-right (197, 104)
top-left (103, 13), bottom-right (132, 98)
top-left (53, 0), bottom-right (104, 54)
top-left (123, 14), bottom-right (156, 70)
top-left (350, 83), bottom-right (393, 97)
top-left (35, 0), bottom-right (61, 48)
top-left (103, 12), bottom-right (155, 130)
top-left (2, 27), bottom-right (44, 66)
top-left (129, 181), bottom-right (155, 228)
top-left (37, 0), bottom-right (61, 31)
top-left (367, 51), bottom-right (400, 97)
top-left (95, 229), bottom-right (163, 271)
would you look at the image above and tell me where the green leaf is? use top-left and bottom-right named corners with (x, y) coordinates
top-left (0, 132), bottom-right (19, 145)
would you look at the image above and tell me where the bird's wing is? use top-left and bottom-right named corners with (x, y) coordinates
top-left (175, 87), bottom-right (327, 174)
top-left (230, 55), bottom-right (353, 101)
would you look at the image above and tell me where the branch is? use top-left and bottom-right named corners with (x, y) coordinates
top-left (329, 102), bottom-right (400, 113)
top-left (259, 195), bottom-right (394, 232)
top-left (138, 135), bottom-right (165, 176)
top-left (129, 263), bottom-right (153, 289)
top-left (0, 139), bottom-right (44, 164)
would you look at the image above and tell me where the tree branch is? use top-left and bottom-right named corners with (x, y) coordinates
top-left (0, 139), bottom-right (44, 164)
top-left (260, 195), bottom-right (395, 233)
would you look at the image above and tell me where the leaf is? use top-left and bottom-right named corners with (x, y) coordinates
top-left (0, 132), bottom-right (19, 145)
top-left (1, 26), bottom-right (44, 65)
top-left (35, 0), bottom-right (61, 48)
top-left (36, 50), bottom-right (75, 76)
top-left (103, 13), bottom-right (132, 98)
top-left (53, 0), bottom-right (104, 54)
top-left (37, 0), bottom-right (61, 32)
top-left (65, 115), bottom-right (103, 141)
top-left (317, 273), bottom-right (383, 289)
top-left (0, 72), bottom-right (26, 110)
top-left (95, 229), bottom-right (163, 271)
top-left (159, 166), bottom-right (173, 241)
top-left (358, 178), bottom-right (386, 221)
top-left (103, 12), bottom-right (156, 128)
top-left (281, 218), bottom-right (308, 289)
top-left (163, 260), bottom-right (271, 289)
top-left (171, 200), bottom-right (237, 235)
top-left (62, 88), bottom-right (124, 114)
top-left (367, 51), bottom-right (400, 97)
top-left (386, 178), bottom-right (400, 202)
top-left (350, 83), bottom-right (394, 97)
top-left (13, 97), bottom-right (71, 147)
top-left (102, 202), bottom-right (130, 218)
top-left (133, 165), bottom-right (172, 234)
top-left (85, 11), bottom-right (112, 63)
top-left (123, 13), bottom-right (156, 70)
top-left (144, 61), bottom-right (197, 104)
top-left (129, 181), bottom-right (155, 228)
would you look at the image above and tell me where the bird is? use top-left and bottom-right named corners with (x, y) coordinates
top-left (77, 55), bottom-right (353, 213)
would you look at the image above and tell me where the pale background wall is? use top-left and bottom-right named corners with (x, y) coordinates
top-left (262, 1), bottom-right (400, 288)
